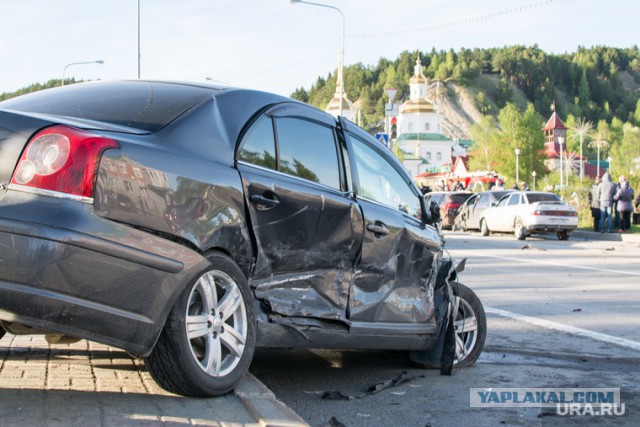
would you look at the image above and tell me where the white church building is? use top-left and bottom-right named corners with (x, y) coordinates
top-left (395, 58), bottom-right (459, 177)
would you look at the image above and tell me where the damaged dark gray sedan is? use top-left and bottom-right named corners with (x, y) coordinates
top-left (0, 81), bottom-right (485, 397)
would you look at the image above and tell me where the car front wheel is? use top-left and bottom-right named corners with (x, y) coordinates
top-left (514, 219), bottom-right (527, 240)
top-left (480, 219), bottom-right (490, 236)
top-left (451, 282), bottom-right (487, 367)
top-left (145, 252), bottom-right (256, 397)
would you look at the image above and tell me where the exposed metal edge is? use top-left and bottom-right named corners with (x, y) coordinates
top-left (235, 373), bottom-right (309, 427)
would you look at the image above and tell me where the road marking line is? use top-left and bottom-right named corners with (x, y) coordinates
top-left (450, 250), bottom-right (640, 276)
top-left (486, 307), bottom-right (640, 351)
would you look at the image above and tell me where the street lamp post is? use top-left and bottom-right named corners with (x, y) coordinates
top-left (290, 0), bottom-right (345, 116)
top-left (62, 60), bottom-right (104, 86)
top-left (558, 137), bottom-right (564, 192)
top-left (531, 170), bottom-right (537, 191)
top-left (515, 147), bottom-right (521, 185)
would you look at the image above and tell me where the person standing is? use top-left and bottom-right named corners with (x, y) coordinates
top-left (635, 187), bottom-right (640, 225)
top-left (588, 176), bottom-right (601, 232)
top-left (614, 175), bottom-right (635, 232)
top-left (598, 173), bottom-right (616, 233)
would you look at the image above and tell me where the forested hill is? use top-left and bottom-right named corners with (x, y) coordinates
top-left (291, 45), bottom-right (640, 133)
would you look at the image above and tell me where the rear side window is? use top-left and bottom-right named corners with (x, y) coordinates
top-left (0, 81), bottom-right (216, 132)
top-left (238, 116), bottom-right (276, 169)
top-left (274, 117), bottom-right (340, 190)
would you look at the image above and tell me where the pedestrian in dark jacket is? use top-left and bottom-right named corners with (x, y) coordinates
top-left (588, 176), bottom-right (601, 232)
top-left (614, 175), bottom-right (635, 232)
top-left (598, 173), bottom-right (616, 233)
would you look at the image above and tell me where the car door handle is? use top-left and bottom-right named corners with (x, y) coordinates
top-left (250, 193), bottom-right (280, 209)
top-left (366, 222), bottom-right (389, 236)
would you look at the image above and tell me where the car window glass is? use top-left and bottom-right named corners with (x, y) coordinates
top-left (497, 195), bottom-right (510, 207)
top-left (527, 193), bottom-right (560, 203)
top-left (350, 135), bottom-right (421, 219)
top-left (450, 193), bottom-right (471, 204)
top-left (275, 117), bottom-right (340, 190)
top-left (508, 194), bottom-right (521, 206)
top-left (237, 116), bottom-right (276, 169)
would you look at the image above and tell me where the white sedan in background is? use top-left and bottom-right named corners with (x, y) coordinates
top-left (479, 191), bottom-right (578, 240)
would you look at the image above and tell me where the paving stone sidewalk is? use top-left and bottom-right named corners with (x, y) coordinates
top-left (0, 334), bottom-right (307, 427)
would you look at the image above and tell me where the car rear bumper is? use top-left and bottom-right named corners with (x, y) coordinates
top-left (525, 223), bottom-right (578, 233)
top-left (0, 191), bottom-right (208, 355)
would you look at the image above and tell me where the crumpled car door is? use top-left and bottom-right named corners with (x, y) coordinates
top-left (344, 127), bottom-right (441, 329)
top-left (236, 105), bottom-right (363, 321)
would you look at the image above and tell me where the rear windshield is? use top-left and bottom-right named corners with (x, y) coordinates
top-left (527, 193), bottom-right (560, 203)
top-left (449, 193), bottom-right (472, 204)
top-left (0, 81), bottom-right (217, 132)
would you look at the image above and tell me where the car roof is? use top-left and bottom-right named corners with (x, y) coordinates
top-left (0, 80), bottom-right (294, 134)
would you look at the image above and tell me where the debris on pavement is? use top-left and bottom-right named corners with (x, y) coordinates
top-left (320, 371), bottom-right (425, 400)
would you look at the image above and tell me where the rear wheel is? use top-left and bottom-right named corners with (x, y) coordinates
top-left (557, 230), bottom-right (570, 240)
top-left (480, 219), bottom-right (490, 236)
top-left (514, 219), bottom-right (527, 240)
top-left (145, 252), bottom-right (256, 397)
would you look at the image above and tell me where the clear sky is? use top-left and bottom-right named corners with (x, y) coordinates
top-left (1, 0), bottom-right (638, 97)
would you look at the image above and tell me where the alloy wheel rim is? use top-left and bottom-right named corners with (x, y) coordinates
top-left (184, 270), bottom-right (247, 377)
top-left (453, 297), bottom-right (478, 363)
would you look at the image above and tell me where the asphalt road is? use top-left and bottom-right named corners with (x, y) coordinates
top-left (250, 232), bottom-right (640, 427)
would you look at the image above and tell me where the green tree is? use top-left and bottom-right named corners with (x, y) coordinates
top-left (468, 115), bottom-right (500, 172)
top-left (610, 124), bottom-right (640, 179)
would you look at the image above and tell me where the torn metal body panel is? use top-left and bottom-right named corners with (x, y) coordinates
top-left (349, 198), bottom-right (441, 324)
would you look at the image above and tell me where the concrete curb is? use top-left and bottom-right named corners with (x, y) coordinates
top-left (571, 229), bottom-right (640, 243)
top-left (235, 374), bottom-right (309, 427)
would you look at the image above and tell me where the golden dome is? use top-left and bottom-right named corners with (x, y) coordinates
top-left (400, 98), bottom-right (435, 114)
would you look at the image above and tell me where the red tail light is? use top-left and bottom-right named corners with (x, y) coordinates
top-left (10, 125), bottom-right (119, 199)
top-left (443, 203), bottom-right (461, 210)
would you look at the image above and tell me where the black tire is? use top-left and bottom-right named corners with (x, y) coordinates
top-left (0, 324), bottom-right (5, 341)
top-left (514, 219), bottom-right (527, 240)
top-left (480, 219), bottom-right (490, 236)
top-left (144, 252), bottom-right (256, 397)
top-left (557, 230), bottom-right (570, 240)
top-left (451, 282), bottom-right (486, 367)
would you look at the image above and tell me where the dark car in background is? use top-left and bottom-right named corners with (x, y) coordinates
top-left (0, 81), bottom-right (486, 397)
top-left (423, 191), bottom-right (474, 230)
top-left (454, 190), bottom-right (514, 231)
